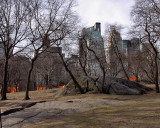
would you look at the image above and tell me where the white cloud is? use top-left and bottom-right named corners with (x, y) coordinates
top-left (77, 0), bottom-right (135, 36)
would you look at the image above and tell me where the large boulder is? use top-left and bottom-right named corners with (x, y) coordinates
top-left (57, 76), bottom-right (101, 96)
top-left (103, 81), bottom-right (140, 95)
top-left (102, 77), bottom-right (152, 95)
top-left (57, 76), bottom-right (153, 96)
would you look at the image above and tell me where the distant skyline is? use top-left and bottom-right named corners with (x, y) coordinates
top-left (77, 0), bottom-right (135, 38)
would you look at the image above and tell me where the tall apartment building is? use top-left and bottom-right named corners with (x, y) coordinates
top-left (79, 22), bottom-right (106, 76)
top-left (122, 38), bottom-right (140, 56)
top-left (107, 29), bottom-right (123, 66)
top-left (106, 28), bottom-right (141, 78)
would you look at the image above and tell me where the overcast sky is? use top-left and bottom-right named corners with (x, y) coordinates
top-left (77, 0), bottom-right (135, 38)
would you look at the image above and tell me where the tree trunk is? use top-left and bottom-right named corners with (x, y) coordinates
top-left (102, 70), bottom-right (106, 88)
top-left (58, 48), bottom-right (84, 94)
top-left (79, 58), bottom-right (88, 76)
top-left (0, 108), bottom-right (2, 128)
top-left (120, 57), bottom-right (130, 80)
top-left (155, 52), bottom-right (159, 93)
top-left (145, 24), bottom-right (160, 93)
top-left (87, 46), bottom-right (106, 89)
top-left (24, 61), bottom-right (35, 100)
top-left (1, 59), bottom-right (9, 100)
top-left (113, 43), bottom-right (129, 80)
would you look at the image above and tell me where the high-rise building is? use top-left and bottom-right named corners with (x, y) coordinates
top-left (122, 40), bottom-right (131, 56)
top-left (122, 38), bottom-right (140, 56)
top-left (107, 29), bottom-right (123, 66)
top-left (79, 22), bottom-right (106, 76)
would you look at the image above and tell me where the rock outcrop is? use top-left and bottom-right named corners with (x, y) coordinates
top-left (58, 76), bottom-right (153, 96)
top-left (102, 77), bottom-right (152, 95)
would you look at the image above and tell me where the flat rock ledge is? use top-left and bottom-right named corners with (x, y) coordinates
top-left (1, 99), bottom-right (123, 128)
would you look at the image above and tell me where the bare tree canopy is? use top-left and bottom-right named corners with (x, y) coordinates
top-left (131, 0), bottom-right (160, 93)
top-left (23, 0), bottom-right (79, 100)
top-left (0, 0), bottom-right (32, 100)
top-left (0, 0), bottom-right (79, 100)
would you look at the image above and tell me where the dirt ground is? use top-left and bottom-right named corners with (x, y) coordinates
top-left (1, 85), bottom-right (160, 128)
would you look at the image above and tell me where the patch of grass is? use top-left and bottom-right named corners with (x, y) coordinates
top-left (24, 92), bottom-right (160, 128)
top-left (1, 86), bottom-right (160, 128)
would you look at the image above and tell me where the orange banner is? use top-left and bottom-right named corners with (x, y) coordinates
top-left (129, 77), bottom-right (138, 81)
top-left (59, 85), bottom-right (66, 88)
top-left (7, 86), bottom-right (19, 93)
top-left (37, 87), bottom-right (47, 91)
top-left (37, 85), bottom-right (66, 91)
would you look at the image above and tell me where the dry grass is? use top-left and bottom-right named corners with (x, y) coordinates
top-left (1, 84), bottom-right (160, 128)
top-left (25, 92), bottom-right (160, 128)
top-left (0, 89), bottom-right (59, 111)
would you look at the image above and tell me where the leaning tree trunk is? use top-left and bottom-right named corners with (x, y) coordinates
top-left (113, 42), bottom-right (129, 80)
top-left (58, 48), bottom-right (84, 94)
top-left (86, 46), bottom-right (106, 90)
top-left (1, 58), bottom-right (9, 100)
top-left (154, 52), bottom-right (159, 93)
top-left (146, 26), bottom-right (160, 93)
top-left (25, 60), bottom-right (35, 100)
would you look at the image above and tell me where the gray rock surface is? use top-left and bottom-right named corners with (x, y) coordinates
top-left (103, 77), bottom-right (152, 95)
top-left (1, 99), bottom-right (123, 128)
top-left (59, 76), bottom-right (152, 95)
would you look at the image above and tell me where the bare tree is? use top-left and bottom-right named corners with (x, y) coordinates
top-left (54, 28), bottom-right (85, 94)
top-left (6, 55), bottom-right (30, 92)
top-left (0, 0), bottom-right (32, 100)
top-left (35, 48), bottom-right (65, 88)
top-left (22, 0), bottom-right (80, 99)
top-left (78, 26), bottom-right (107, 92)
top-left (131, 0), bottom-right (160, 93)
top-left (106, 24), bottom-right (129, 80)
top-left (127, 51), bottom-right (142, 82)
top-left (56, 45), bottom-right (84, 94)
top-left (140, 43), bottom-right (157, 83)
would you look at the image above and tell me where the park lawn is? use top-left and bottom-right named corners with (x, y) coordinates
top-left (24, 92), bottom-right (160, 128)
top-left (1, 84), bottom-right (160, 128)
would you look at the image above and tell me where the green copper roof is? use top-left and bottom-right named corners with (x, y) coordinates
top-left (91, 30), bottom-right (101, 37)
